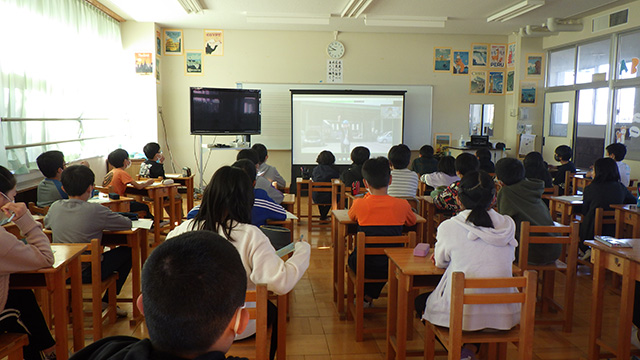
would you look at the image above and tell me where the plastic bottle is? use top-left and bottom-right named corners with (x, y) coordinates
top-left (459, 135), bottom-right (465, 147)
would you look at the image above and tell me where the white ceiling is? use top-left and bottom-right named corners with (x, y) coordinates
top-left (101, 0), bottom-right (634, 35)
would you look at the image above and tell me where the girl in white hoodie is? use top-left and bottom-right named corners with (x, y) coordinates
top-left (416, 170), bottom-right (519, 360)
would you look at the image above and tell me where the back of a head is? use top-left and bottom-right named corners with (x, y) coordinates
top-left (36, 150), bottom-right (65, 178)
top-left (420, 145), bottom-right (434, 158)
top-left (554, 145), bottom-right (572, 161)
top-left (61, 165), bottom-right (95, 196)
top-left (350, 146), bottom-right (370, 165)
top-left (606, 142), bottom-right (627, 161)
top-left (362, 157), bottom-right (391, 189)
top-left (388, 144), bottom-right (411, 169)
top-left (593, 157), bottom-right (620, 183)
top-left (458, 170), bottom-right (496, 228)
top-left (232, 159), bottom-right (257, 181)
top-left (475, 148), bottom-right (492, 161)
top-left (523, 151), bottom-right (544, 169)
top-left (455, 152), bottom-right (480, 176)
top-left (495, 158), bottom-right (524, 186)
top-left (236, 149), bottom-right (259, 165)
top-left (0, 166), bottom-right (16, 194)
top-left (142, 231), bottom-right (247, 357)
top-left (251, 143), bottom-right (268, 164)
top-left (108, 149), bottom-right (129, 168)
top-left (316, 150), bottom-right (335, 165)
top-left (437, 156), bottom-right (456, 176)
top-left (143, 142), bottom-right (161, 160)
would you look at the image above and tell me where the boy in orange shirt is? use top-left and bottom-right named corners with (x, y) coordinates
top-left (347, 157), bottom-right (416, 305)
top-left (103, 148), bottom-right (154, 219)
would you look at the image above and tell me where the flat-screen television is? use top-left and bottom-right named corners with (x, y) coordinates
top-left (190, 87), bottom-right (261, 135)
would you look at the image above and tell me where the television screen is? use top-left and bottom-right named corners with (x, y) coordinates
top-left (190, 87), bottom-right (261, 135)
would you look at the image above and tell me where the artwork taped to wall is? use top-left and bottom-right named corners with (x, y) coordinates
top-left (490, 44), bottom-right (506, 68)
top-left (452, 50), bottom-right (469, 75)
top-left (506, 70), bottom-right (515, 93)
top-left (520, 81), bottom-right (537, 106)
top-left (434, 47), bottom-right (452, 72)
top-left (185, 50), bottom-right (203, 75)
top-left (471, 43), bottom-right (488, 67)
top-left (470, 71), bottom-right (486, 94)
top-left (327, 59), bottom-right (343, 83)
top-left (526, 53), bottom-right (544, 78)
top-left (507, 43), bottom-right (516, 67)
top-left (488, 71), bottom-right (504, 95)
top-left (156, 30), bottom-right (161, 56)
top-left (204, 29), bottom-right (224, 56)
top-left (434, 133), bottom-right (451, 153)
top-left (135, 53), bottom-right (152, 75)
top-left (164, 29), bottom-right (183, 55)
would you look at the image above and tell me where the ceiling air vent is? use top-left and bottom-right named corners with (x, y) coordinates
top-left (592, 8), bottom-right (628, 32)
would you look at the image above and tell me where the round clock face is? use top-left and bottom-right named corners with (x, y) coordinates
top-left (327, 41), bottom-right (345, 59)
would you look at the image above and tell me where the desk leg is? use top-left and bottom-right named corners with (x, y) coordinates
top-left (415, 223), bottom-right (423, 245)
top-left (296, 183), bottom-right (302, 219)
top-left (560, 204), bottom-right (569, 225)
top-left (69, 257), bottom-right (84, 352)
top-left (49, 272), bottom-right (69, 360)
top-left (169, 187), bottom-right (177, 229)
top-left (332, 215), bottom-right (337, 303)
top-left (337, 223), bottom-right (346, 318)
top-left (386, 262), bottom-right (398, 360)
top-left (396, 273), bottom-right (409, 360)
top-left (615, 210), bottom-right (623, 238)
top-left (186, 178), bottom-right (194, 211)
top-left (277, 294), bottom-right (287, 360)
top-left (617, 259), bottom-right (635, 359)
top-left (129, 234), bottom-right (142, 326)
top-left (588, 249), bottom-right (606, 360)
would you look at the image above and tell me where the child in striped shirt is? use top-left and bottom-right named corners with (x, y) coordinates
top-left (387, 144), bottom-right (419, 198)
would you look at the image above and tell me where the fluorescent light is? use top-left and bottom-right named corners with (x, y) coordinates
top-left (246, 13), bottom-right (330, 25)
top-left (176, 0), bottom-right (204, 14)
top-left (341, 0), bottom-right (374, 18)
top-left (364, 15), bottom-right (447, 28)
top-left (487, 0), bottom-right (545, 22)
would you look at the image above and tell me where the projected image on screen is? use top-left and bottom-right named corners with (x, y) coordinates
top-left (291, 91), bottom-right (405, 165)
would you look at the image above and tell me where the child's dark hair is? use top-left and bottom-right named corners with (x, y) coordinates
top-left (523, 151), bottom-right (548, 181)
top-left (458, 170), bottom-right (496, 228)
top-left (455, 153), bottom-right (479, 176)
top-left (36, 150), bottom-right (65, 178)
top-left (606, 143), bottom-right (627, 161)
top-left (350, 146), bottom-right (370, 165)
top-left (251, 143), bottom-right (268, 164)
top-left (316, 150), bottom-right (335, 165)
top-left (495, 158), bottom-right (525, 186)
top-left (437, 156), bottom-right (456, 176)
top-left (362, 157), bottom-right (391, 189)
top-left (475, 148), bottom-right (492, 161)
top-left (592, 157), bottom-right (620, 183)
top-left (388, 144), bottom-right (411, 169)
top-left (236, 149), bottom-right (259, 165)
top-left (555, 145), bottom-right (572, 161)
top-left (60, 165), bottom-right (95, 196)
top-left (107, 149), bottom-right (130, 168)
top-left (143, 142), bottom-right (161, 160)
top-left (0, 166), bottom-right (16, 194)
top-left (419, 145), bottom-right (434, 158)
top-left (232, 159), bottom-right (257, 181)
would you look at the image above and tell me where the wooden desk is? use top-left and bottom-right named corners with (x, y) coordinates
top-left (331, 179), bottom-right (344, 210)
top-left (10, 244), bottom-right (86, 360)
top-left (281, 193), bottom-right (295, 213)
top-left (165, 173), bottom-right (195, 211)
top-left (547, 195), bottom-right (583, 225)
top-left (295, 178), bottom-right (310, 219)
top-left (612, 204), bottom-right (640, 238)
top-left (419, 196), bottom-right (454, 246)
top-left (385, 248), bottom-right (444, 360)
top-left (125, 183), bottom-right (180, 244)
top-left (88, 195), bottom-right (134, 212)
top-left (332, 210), bottom-right (426, 317)
top-left (586, 239), bottom-right (640, 360)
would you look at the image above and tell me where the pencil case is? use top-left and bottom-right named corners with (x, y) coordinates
top-left (413, 243), bottom-right (430, 257)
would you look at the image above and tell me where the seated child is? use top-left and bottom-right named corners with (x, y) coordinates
top-left (416, 170), bottom-right (519, 360)
top-left (36, 150), bottom-right (68, 207)
top-left (551, 145), bottom-right (576, 194)
top-left (523, 151), bottom-right (552, 188)
top-left (409, 145), bottom-right (438, 176)
top-left (347, 157), bottom-right (416, 304)
top-left (252, 143), bottom-right (286, 190)
top-left (69, 230), bottom-right (251, 360)
top-left (312, 150), bottom-right (340, 220)
top-left (420, 155), bottom-right (459, 197)
top-left (340, 146), bottom-right (370, 190)
top-left (237, 149), bottom-right (284, 204)
top-left (606, 143), bottom-right (631, 187)
top-left (139, 142), bottom-right (166, 179)
top-left (387, 144), bottom-right (419, 197)
top-left (103, 148), bottom-right (154, 219)
top-left (476, 148), bottom-right (495, 173)
top-left (495, 157), bottom-right (560, 265)
top-left (433, 153), bottom-right (479, 212)
top-left (44, 165), bottom-right (132, 316)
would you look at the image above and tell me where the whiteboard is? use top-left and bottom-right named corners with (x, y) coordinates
top-left (239, 83), bottom-right (433, 150)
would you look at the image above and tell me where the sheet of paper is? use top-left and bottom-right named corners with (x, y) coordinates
top-left (553, 195), bottom-right (583, 202)
top-left (285, 211), bottom-right (298, 220)
top-left (132, 219), bottom-right (153, 230)
top-left (518, 134), bottom-right (536, 156)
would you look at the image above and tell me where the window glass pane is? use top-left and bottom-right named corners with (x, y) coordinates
top-left (548, 48), bottom-right (575, 87)
top-left (577, 88), bottom-right (609, 125)
top-left (576, 39), bottom-right (610, 84)
top-left (550, 102), bottom-right (569, 137)
top-left (613, 87), bottom-right (640, 160)
top-left (617, 30), bottom-right (640, 80)
top-left (482, 104), bottom-right (494, 136)
top-left (469, 104), bottom-right (482, 136)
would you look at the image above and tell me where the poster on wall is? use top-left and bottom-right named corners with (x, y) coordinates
top-left (452, 50), bottom-right (469, 75)
top-left (434, 47), bottom-right (451, 72)
top-left (164, 29), bottom-right (183, 55)
top-left (526, 53), bottom-right (544, 78)
top-left (488, 71), bottom-right (504, 94)
top-left (471, 44), bottom-right (488, 67)
top-left (507, 43), bottom-right (516, 67)
top-left (134, 53), bottom-right (152, 75)
top-left (490, 44), bottom-right (506, 68)
top-left (204, 29), bottom-right (224, 56)
top-left (434, 133), bottom-right (451, 153)
top-left (506, 70), bottom-right (515, 93)
top-left (156, 58), bottom-right (160, 82)
top-left (520, 81), bottom-right (537, 106)
top-left (156, 31), bottom-right (161, 56)
top-left (185, 51), bottom-right (203, 75)
top-left (470, 71), bottom-right (486, 94)
top-left (327, 59), bottom-right (343, 83)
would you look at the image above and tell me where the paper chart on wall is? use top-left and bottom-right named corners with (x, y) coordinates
top-left (327, 60), bottom-right (343, 83)
top-left (518, 134), bottom-right (536, 156)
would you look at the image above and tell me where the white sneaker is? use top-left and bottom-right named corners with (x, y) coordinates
top-left (579, 249), bottom-right (591, 261)
top-left (632, 325), bottom-right (640, 349)
top-left (102, 302), bottom-right (128, 318)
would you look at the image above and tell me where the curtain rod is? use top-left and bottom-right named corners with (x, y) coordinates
top-left (85, 0), bottom-right (126, 23)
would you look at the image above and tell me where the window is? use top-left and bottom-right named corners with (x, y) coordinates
top-left (617, 30), bottom-right (640, 80)
top-left (549, 102), bottom-right (570, 137)
top-left (468, 104), bottom-right (494, 136)
top-left (613, 86), bottom-right (640, 160)
top-left (548, 48), bottom-right (576, 87)
top-left (576, 88), bottom-right (609, 125)
top-left (576, 39), bottom-right (610, 84)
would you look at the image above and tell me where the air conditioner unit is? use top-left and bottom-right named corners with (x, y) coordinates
top-left (592, 8), bottom-right (628, 33)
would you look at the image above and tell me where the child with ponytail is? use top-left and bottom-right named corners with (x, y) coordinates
top-left (415, 170), bottom-right (519, 360)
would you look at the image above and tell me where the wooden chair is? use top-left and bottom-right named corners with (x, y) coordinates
top-left (138, 177), bottom-right (184, 222)
top-left (629, 186), bottom-right (638, 197)
top-left (346, 231), bottom-right (416, 341)
top-left (518, 221), bottom-right (579, 332)
top-left (564, 171), bottom-right (576, 195)
top-left (245, 284), bottom-right (269, 360)
top-left (0, 333), bottom-right (29, 360)
top-left (307, 180), bottom-right (334, 234)
top-left (27, 202), bottom-right (49, 216)
top-left (424, 270), bottom-right (537, 360)
top-left (542, 186), bottom-right (559, 197)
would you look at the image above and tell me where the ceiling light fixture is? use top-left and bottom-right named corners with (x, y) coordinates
top-left (176, 0), bottom-right (204, 14)
top-left (487, 0), bottom-right (545, 22)
top-left (341, 0), bottom-right (374, 18)
top-left (245, 13), bottom-right (330, 25)
top-left (364, 15), bottom-right (447, 28)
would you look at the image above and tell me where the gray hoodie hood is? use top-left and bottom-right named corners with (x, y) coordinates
top-left (451, 209), bottom-right (517, 248)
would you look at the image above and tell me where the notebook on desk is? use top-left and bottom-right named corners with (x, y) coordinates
top-left (594, 235), bottom-right (633, 248)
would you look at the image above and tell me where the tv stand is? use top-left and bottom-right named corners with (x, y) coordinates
top-left (197, 135), bottom-right (252, 190)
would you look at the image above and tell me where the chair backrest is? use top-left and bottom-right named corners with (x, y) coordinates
top-left (571, 176), bottom-right (591, 195)
top-left (354, 231), bottom-right (415, 275)
top-left (244, 284), bottom-right (269, 360)
top-left (27, 202), bottom-right (49, 216)
top-left (308, 180), bottom-right (335, 205)
top-left (594, 207), bottom-right (616, 236)
top-left (518, 221), bottom-right (579, 269)
top-left (542, 186), bottom-right (559, 197)
top-left (564, 172), bottom-right (576, 195)
top-left (628, 186), bottom-right (638, 198)
top-left (448, 270), bottom-right (537, 359)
